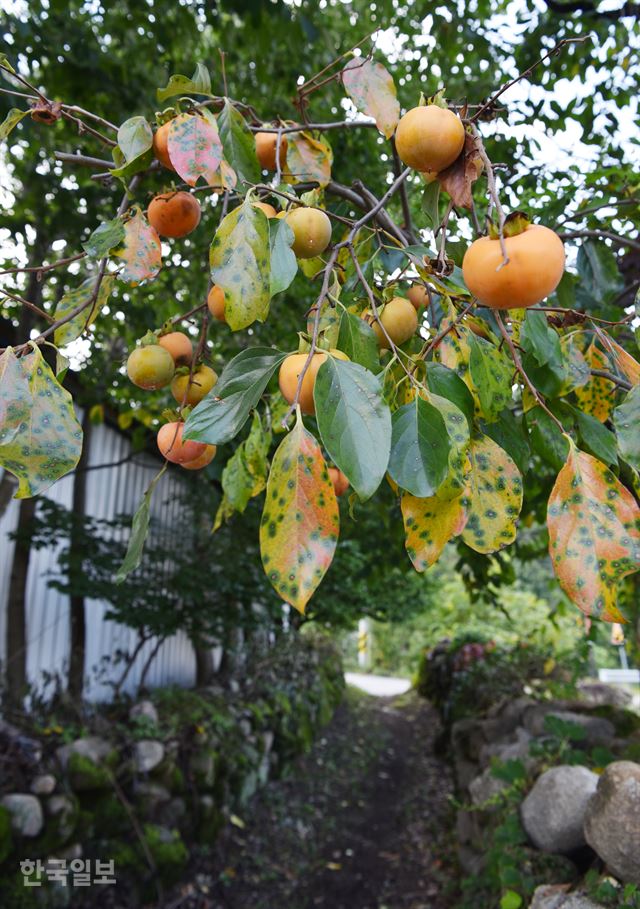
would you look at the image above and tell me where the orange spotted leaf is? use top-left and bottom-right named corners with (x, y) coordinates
top-left (286, 131), bottom-right (333, 186)
top-left (402, 492), bottom-right (467, 572)
top-left (167, 112), bottom-right (223, 186)
top-left (341, 57), bottom-right (400, 139)
top-left (547, 442), bottom-right (640, 622)
top-left (574, 342), bottom-right (615, 422)
top-left (599, 332), bottom-right (640, 386)
top-left (260, 414), bottom-right (339, 614)
top-left (461, 434), bottom-right (523, 554)
top-left (114, 207), bottom-right (161, 285)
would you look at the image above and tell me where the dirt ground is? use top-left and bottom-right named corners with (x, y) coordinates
top-left (169, 688), bottom-right (459, 909)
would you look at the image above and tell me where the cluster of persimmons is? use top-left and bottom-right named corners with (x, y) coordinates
top-left (127, 101), bottom-right (565, 493)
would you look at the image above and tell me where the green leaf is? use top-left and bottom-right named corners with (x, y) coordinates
top-left (500, 890), bottom-right (522, 909)
top-left (117, 116), bottom-right (153, 164)
top-left (213, 413), bottom-right (271, 530)
top-left (260, 415), bottom-right (339, 614)
top-left (82, 218), bottom-right (126, 259)
top-left (526, 406), bottom-right (570, 471)
top-left (156, 64), bottom-right (212, 102)
top-left (336, 310), bottom-right (380, 373)
top-left (0, 346), bottom-right (83, 498)
top-left (576, 240), bottom-right (624, 312)
top-left (218, 99), bottom-right (261, 186)
top-left (389, 396), bottom-right (451, 498)
top-left (0, 54), bottom-right (16, 74)
top-left (314, 358), bottom-right (392, 501)
top-left (210, 199), bottom-right (271, 330)
top-left (421, 180), bottom-right (441, 227)
top-left (109, 144), bottom-right (153, 181)
top-left (468, 333), bottom-right (513, 422)
top-left (481, 408), bottom-right (531, 475)
top-left (115, 463), bottom-right (168, 583)
top-left (54, 274), bottom-right (115, 348)
top-left (0, 107), bottom-right (28, 141)
top-left (430, 392), bottom-right (471, 500)
top-left (183, 348), bottom-right (286, 445)
top-left (520, 309), bottom-right (562, 369)
top-left (614, 385), bottom-right (640, 471)
top-left (269, 217), bottom-right (297, 297)
top-left (574, 408), bottom-right (618, 467)
top-left (425, 362), bottom-right (475, 427)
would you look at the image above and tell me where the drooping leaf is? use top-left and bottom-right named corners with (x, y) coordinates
top-left (314, 358), bottom-right (392, 501)
top-left (436, 133), bottom-right (483, 209)
top-left (82, 218), bottom-right (125, 259)
top-left (217, 99), bottom-right (261, 186)
top-left (461, 434), bottom-right (523, 554)
top-left (184, 348), bottom-right (286, 445)
top-left (286, 131), bottom-right (332, 186)
top-left (402, 492), bottom-right (468, 572)
top-left (341, 56), bottom-right (400, 139)
top-left (576, 240), bottom-right (624, 314)
top-left (0, 107), bottom-right (28, 141)
top-left (269, 217), bottom-right (297, 297)
top-left (599, 332), bottom-right (640, 386)
top-left (388, 395), bottom-right (451, 498)
top-left (260, 415), bottom-right (339, 614)
top-left (115, 463), bottom-right (168, 583)
top-left (614, 385), bottom-right (640, 471)
top-left (558, 332), bottom-right (590, 395)
top-left (574, 342), bottom-right (616, 422)
top-left (210, 199), bottom-right (271, 330)
top-left (547, 442), bottom-right (640, 622)
top-left (520, 309), bottom-right (563, 370)
top-left (117, 116), bottom-right (153, 165)
top-left (167, 112), bottom-right (223, 187)
top-left (526, 405), bottom-right (570, 471)
top-left (425, 362), bottom-right (475, 428)
top-left (113, 207), bottom-right (162, 285)
top-left (214, 413), bottom-right (271, 530)
top-left (428, 392), bottom-right (470, 500)
top-left (336, 310), bottom-right (380, 373)
top-left (0, 346), bottom-right (83, 498)
top-left (421, 180), bottom-right (441, 228)
top-left (109, 143), bottom-right (153, 181)
top-left (157, 64), bottom-right (212, 102)
top-left (468, 333), bottom-right (513, 422)
top-left (54, 274), bottom-right (115, 348)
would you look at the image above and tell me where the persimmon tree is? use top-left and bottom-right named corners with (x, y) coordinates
top-left (1, 30), bottom-right (639, 631)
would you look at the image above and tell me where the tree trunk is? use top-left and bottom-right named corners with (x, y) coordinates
top-left (67, 412), bottom-right (92, 701)
top-left (195, 643), bottom-right (215, 686)
top-left (5, 497), bottom-right (36, 706)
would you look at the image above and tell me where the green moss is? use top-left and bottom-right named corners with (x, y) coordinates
top-left (90, 793), bottom-right (129, 836)
top-left (0, 872), bottom-right (41, 909)
top-left (143, 824), bottom-right (189, 884)
top-left (590, 705), bottom-right (640, 738)
top-left (0, 806), bottom-right (13, 864)
top-left (67, 752), bottom-right (112, 790)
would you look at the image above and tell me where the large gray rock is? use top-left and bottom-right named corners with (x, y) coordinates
top-left (129, 700), bottom-right (159, 724)
top-left (521, 765), bottom-right (598, 853)
top-left (584, 760), bottom-right (640, 884)
top-left (479, 726), bottom-right (534, 770)
top-left (134, 739), bottom-right (165, 774)
top-left (46, 794), bottom-right (77, 843)
top-left (1, 794), bottom-right (44, 837)
top-left (30, 774), bottom-right (56, 796)
top-left (529, 885), bottom-right (604, 908)
top-left (524, 708), bottom-right (614, 745)
top-left (468, 767), bottom-right (508, 806)
top-left (577, 681), bottom-right (632, 709)
top-left (56, 736), bottom-right (114, 769)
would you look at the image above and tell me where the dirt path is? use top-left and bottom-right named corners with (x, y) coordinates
top-left (177, 688), bottom-right (459, 909)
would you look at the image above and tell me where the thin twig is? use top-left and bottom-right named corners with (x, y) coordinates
top-left (0, 288), bottom-right (55, 322)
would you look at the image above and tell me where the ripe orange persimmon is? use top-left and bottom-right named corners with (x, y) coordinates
top-left (157, 422), bottom-right (206, 464)
top-left (255, 131), bottom-right (288, 170)
top-left (171, 364), bottom-right (218, 406)
top-left (395, 105), bottom-right (465, 173)
top-left (148, 192), bottom-right (201, 239)
top-left (158, 331), bottom-right (193, 366)
top-left (181, 444), bottom-right (217, 470)
top-left (279, 349), bottom-right (349, 415)
top-left (207, 285), bottom-right (226, 322)
top-left (407, 284), bottom-right (429, 310)
top-left (253, 201), bottom-right (277, 218)
top-left (127, 345), bottom-right (175, 390)
top-left (153, 120), bottom-right (175, 171)
top-left (284, 207), bottom-right (332, 259)
top-left (365, 297), bottom-right (418, 350)
top-left (328, 467), bottom-right (349, 497)
top-left (462, 224), bottom-right (565, 310)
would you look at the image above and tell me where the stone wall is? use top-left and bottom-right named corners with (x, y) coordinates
top-left (0, 634), bottom-right (344, 906)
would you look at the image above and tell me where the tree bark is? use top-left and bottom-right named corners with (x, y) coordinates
top-left (5, 497), bottom-right (36, 706)
top-left (194, 642), bottom-right (215, 686)
top-left (67, 412), bottom-right (92, 701)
